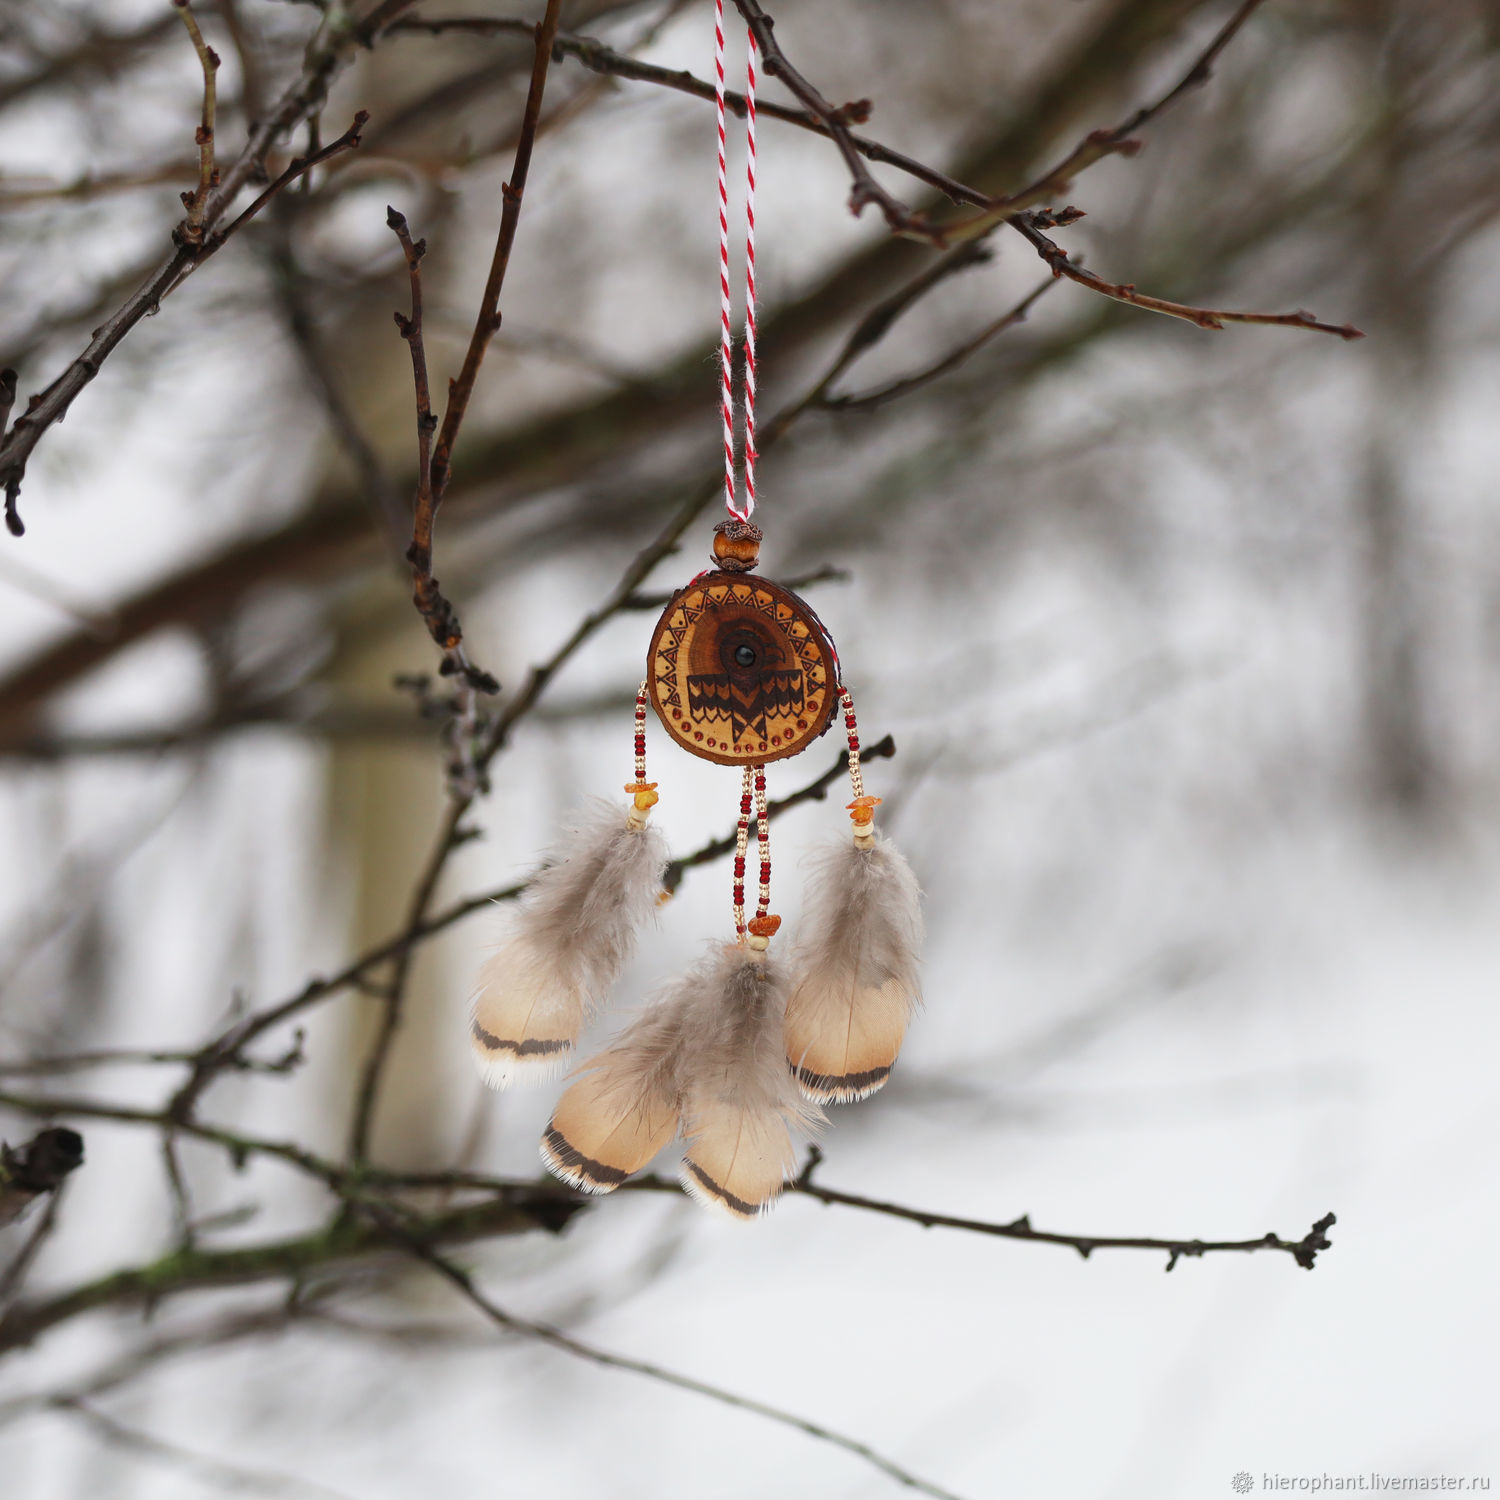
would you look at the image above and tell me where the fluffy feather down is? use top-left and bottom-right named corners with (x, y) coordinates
top-left (540, 1000), bottom-right (683, 1192)
top-left (471, 800), bottom-right (667, 1088)
top-left (540, 943), bottom-right (821, 1216)
top-left (785, 833), bottom-right (923, 1103)
top-left (678, 944), bottom-right (822, 1218)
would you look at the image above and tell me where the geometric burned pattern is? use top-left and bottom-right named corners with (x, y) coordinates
top-left (647, 570), bottom-right (838, 766)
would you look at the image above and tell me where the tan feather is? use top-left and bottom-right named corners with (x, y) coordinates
top-left (470, 935), bottom-right (580, 1088)
top-left (679, 1096), bottom-right (803, 1220)
top-left (540, 943), bottom-right (820, 1213)
top-left (679, 944), bottom-right (821, 1218)
top-left (539, 988), bottom-right (686, 1192)
top-left (784, 973), bottom-right (910, 1104)
top-left (470, 800), bottom-right (667, 1089)
top-left (786, 833), bottom-right (923, 1104)
top-left (541, 1060), bottom-right (679, 1194)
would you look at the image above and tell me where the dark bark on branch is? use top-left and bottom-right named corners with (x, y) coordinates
top-left (0, 1128), bottom-right (84, 1228)
top-left (0, 0), bottom-right (1246, 734)
top-left (387, 0), bottom-right (563, 702)
top-left (0, 113), bottom-right (369, 533)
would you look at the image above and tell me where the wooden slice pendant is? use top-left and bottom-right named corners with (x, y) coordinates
top-left (648, 572), bottom-right (838, 765)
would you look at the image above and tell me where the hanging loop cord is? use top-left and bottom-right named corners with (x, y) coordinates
top-left (714, 0), bottom-right (758, 522)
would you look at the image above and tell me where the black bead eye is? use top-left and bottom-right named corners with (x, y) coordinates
top-left (733, 643), bottom-right (758, 668)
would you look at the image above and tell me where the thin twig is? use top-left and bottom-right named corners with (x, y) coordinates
top-left (388, 207), bottom-right (435, 540)
top-left (203, 112), bottom-right (369, 257)
top-left (946, 0), bottom-right (1275, 231)
top-left (56, 1399), bottom-right (358, 1500)
top-left (391, 17), bottom-right (983, 209)
top-left (387, 207), bottom-right (495, 699)
top-left (0, 1099), bottom-right (1336, 1402)
top-left (784, 1153), bottom-right (1337, 1272)
top-left (270, 224), bottom-right (405, 548)
top-left (367, 1207), bottom-right (971, 1500)
top-left (0, 1087), bottom-right (1336, 1279)
top-left (170, 0), bottom-right (220, 247)
top-left (823, 275), bottom-right (1060, 412)
top-left (390, 0), bottom-right (563, 712)
top-left (0, 0), bottom-right (415, 523)
top-left (0, 1042), bottom-right (301, 1079)
top-left (662, 734), bottom-right (895, 892)
top-left (0, 111), bottom-right (367, 535)
top-left (731, 0), bottom-right (935, 240)
top-left (535, 0), bottom-right (1358, 345)
top-left (0, 1187), bottom-right (65, 1307)
top-left (428, 1), bottom-right (561, 490)
top-left (0, 1047), bottom-right (201, 1078)
top-left (365, 1160), bottom-right (1338, 1274)
top-left (0, 370), bottom-right (14, 540)
top-left (343, 797), bottom-right (469, 1161)
top-left (160, 1134), bottom-right (195, 1248)
top-left (1009, 212), bottom-right (1364, 339)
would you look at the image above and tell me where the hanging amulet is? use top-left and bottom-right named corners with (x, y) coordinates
top-left (647, 520), bottom-right (838, 765)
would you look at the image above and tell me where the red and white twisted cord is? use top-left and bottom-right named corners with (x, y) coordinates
top-left (743, 30), bottom-right (759, 518)
top-left (713, 0), bottom-right (759, 522)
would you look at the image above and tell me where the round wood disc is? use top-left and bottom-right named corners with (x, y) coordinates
top-left (647, 571), bottom-right (839, 765)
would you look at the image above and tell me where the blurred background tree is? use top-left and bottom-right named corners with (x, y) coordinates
top-left (0, 2), bottom-right (1496, 1497)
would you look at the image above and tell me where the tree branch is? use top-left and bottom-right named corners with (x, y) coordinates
top-left (384, 0), bottom-right (563, 719)
top-left (1007, 212), bottom-right (1364, 339)
top-left (823, 274), bottom-right (1060, 412)
top-left (0, 1189), bottom-right (584, 1354)
top-left (0, 111), bottom-right (368, 535)
top-left (782, 1150), bottom-right (1337, 1272)
top-left (945, 0), bottom-right (1275, 230)
top-left (0, 0), bottom-right (422, 526)
top-left (0, 0), bottom-right (1305, 730)
top-left (372, 1209), bottom-right (969, 1500)
top-left (731, 0), bottom-right (937, 240)
top-left (170, 0), bottom-right (220, 248)
top-left (0, 1113), bottom-right (1336, 1363)
top-left (55, 1399), bottom-right (357, 1500)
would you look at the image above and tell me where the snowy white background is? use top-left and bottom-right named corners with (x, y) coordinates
top-left (1, 1), bottom-right (1498, 1497)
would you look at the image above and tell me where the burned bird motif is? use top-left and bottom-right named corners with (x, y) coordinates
top-left (688, 622), bottom-right (807, 741)
top-left (648, 573), bottom-right (837, 765)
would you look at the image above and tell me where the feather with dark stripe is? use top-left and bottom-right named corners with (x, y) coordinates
top-left (785, 832), bottom-right (922, 1104)
top-left (471, 800), bottom-right (667, 1088)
